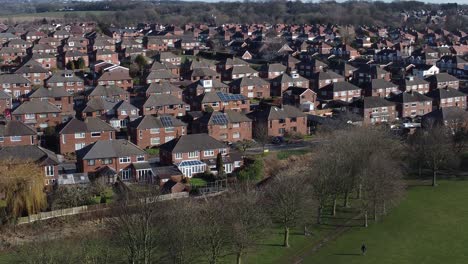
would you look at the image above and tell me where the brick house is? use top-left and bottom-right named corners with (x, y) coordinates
top-left (97, 66), bottom-right (133, 91)
top-left (93, 49), bottom-right (119, 65)
top-left (184, 79), bottom-right (230, 101)
top-left (45, 70), bottom-right (85, 94)
top-left (77, 139), bottom-right (152, 183)
top-left (194, 91), bottom-right (250, 112)
top-left (143, 94), bottom-right (188, 117)
top-left (270, 72), bottom-right (310, 97)
top-left (0, 120), bottom-right (37, 147)
top-left (159, 133), bottom-right (242, 177)
top-left (259, 63), bottom-right (287, 79)
top-left (388, 91), bottom-right (433, 118)
top-left (192, 110), bottom-right (252, 143)
top-left (0, 74), bottom-right (31, 99)
top-left (128, 115), bottom-right (187, 149)
top-left (29, 53), bottom-right (57, 70)
top-left (146, 82), bottom-right (183, 99)
top-left (229, 76), bottom-right (270, 99)
top-left (311, 71), bottom-right (345, 91)
top-left (28, 86), bottom-right (74, 115)
top-left (63, 50), bottom-right (89, 68)
top-left (282, 87), bottom-right (317, 112)
top-left (58, 117), bottom-right (116, 154)
top-left (87, 85), bottom-right (130, 102)
top-left (426, 87), bottom-right (467, 110)
top-left (0, 145), bottom-right (61, 185)
top-left (0, 47), bottom-right (25, 66)
top-left (422, 107), bottom-right (468, 128)
top-left (222, 65), bottom-right (259, 82)
top-left (318, 81), bottom-right (362, 102)
top-left (366, 79), bottom-right (400, 97)
top-left (399, 76), bottom-right (430, 94)
top-left (145, 37), bottom-right (167, 51)
top-left (81, 98), bottom-right (139, 129)
top-left (425, 73), bottom-right (460, 91)
top-left (296, 59), bottom-right (328, 78)
top-left (0, 90), bottom-right (11, 114)
top-left (248, 105), bottom-right (307, 137)
top-left (353, 64), bottom-right (391, 85)
top-left (12, 100), bottom-right (62, 129)
top-left (145, 69), bottom-right (179, 84)
top-left (14, 60), bottom-right (50, 86)
top-left (348, 96), bottom-right (397, 125)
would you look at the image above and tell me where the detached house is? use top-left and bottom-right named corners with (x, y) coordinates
top-left (58, 117), bottom-right (116, 154)
top-left (77, 139), bottom-right (151, 183)
top-left (159, 133), bottom-right (242, 177)
top-left (128, 115), bottom-right (187, 149)
top-left (248, 105), bottom-right (307, 137)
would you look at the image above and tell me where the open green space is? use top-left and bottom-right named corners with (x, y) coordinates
top-left (189, 177), bottom-right (208, 187)
top-left (304, 180), bottom-right (468, 264)
top-left (276, 149), bottom-right (311, 160)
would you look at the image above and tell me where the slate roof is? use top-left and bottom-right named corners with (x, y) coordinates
top-left (229, 76), bottom-right (268, 87)
top-left (371, 79), bottom-right (398, 89)
top-left (146, 82), bottom-right (181, 95)
top-left (88, 85), bottom-right (128, 97)
top-left (426, 87), bottom-right (466, 100)
top-left (422, 107), bottom-right (468, 124)
top-left (47, 70), bottom-right (83, 83)
top-left (327, 81), bottom-right (361, 92)
top-left (0, 90), bottom-right (11, 99)
top-left (29, 87), bottom-right (70, 98)
top-left (349, 96), bottom-right (395, 109)
top-left (159, 133), bottom-right (226, 153)
top-left (425, 73), bottom-right (459, 83)
top-left (12, 100), bottom-right (61, 114)
top-left (0, 145), bottom-right (59, 166)
top-left (314, 71), bottom-right (344, 80)
top-left (0, 120), bottom-right (36, 136)
top-left (128, 115), bottom-right (186, 130)
top-left (77, 139), bottom-right (146, 160)
top-left (15, 60), bottom-right (49, 74)
top-left (143, 94), bottom-right (185, 107)
top-left (199, 110), bottom-right (251, 125)
top-left (0, 74), bottom-right (30, 84)
top-left (200, 91), bottom-right (247, 103)
top-left (59, 117), bottom-right (116, 134)
top-left (146, 69), bottom-right (178, 80)
top-left (389, 91), bottom-right (432, 103)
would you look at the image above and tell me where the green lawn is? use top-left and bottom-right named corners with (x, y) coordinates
top-left (189, 177), bottom-right (208, 187)
top-left (304, 180), bottom-right (468, 264)
top-left (91, 187), bottom-right (114, 204)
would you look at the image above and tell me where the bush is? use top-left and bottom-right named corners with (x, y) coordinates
top-left (49, 186), bottom-right (95, 210)
top-left (237, 159), bottom-right (264, 182)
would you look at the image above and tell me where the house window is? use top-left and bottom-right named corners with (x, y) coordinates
top-left (150, 128), bottom-right (160, 134)
top-left (175, 153), bottom-right (182, 159)
top-left (121, 110), bottom-right (127, 115)
top-left (119, 156), bottom-right (131, 163)
top-left (0, 136), bottom-right (3, 142)
top-left (165, 127), bottom-right (175, 133)
top-left (25, 114), bottom-right (35, 120)
top-left (151, 137), bottom-right (160, 145)
top-left (45, 166), bottom-right (54, 177)
top-left (219, 148), bottom-right (227, 155)
top-left (75, 132), bottom-right (85, 139)
top-left (87, 159), bottom-right (95, 166)
top-left (102, 158), bottom-right (113, 165)
top-left (233, 132), bottom-right (240, 139)
top-left (10, 136), bottom-right (21, 142)
top-left (136, 155), bottom-right (145, 162)
top-left (75, 143), bottom-right (85, 150)
top-left (204, 150), bottom-right (214, 157)
top-left (188, 151), bottom-right (199, 158)
top-left (91, 132), bottom-right (101, 137)
top-left (120, 169), bottom-right (131, 181)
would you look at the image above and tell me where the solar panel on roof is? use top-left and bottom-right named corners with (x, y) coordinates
top-left (160, 116), bottom-right (173, 127)
top-left (212, 113), bottom-right (228, 125)
top-left (216, 92), bottom-right (245, 102)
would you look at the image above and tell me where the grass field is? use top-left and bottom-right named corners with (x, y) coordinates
top-left (276, 149), bottom-right (311, 160)
top-left (0, 11), bottom-right (113, 22)
top-left (304, 180), bottom-right (468, 264)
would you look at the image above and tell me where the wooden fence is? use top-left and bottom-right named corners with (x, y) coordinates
top-left (17, 192), bottom-right (189, 225)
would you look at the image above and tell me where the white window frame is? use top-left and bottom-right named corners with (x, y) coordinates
top-left (119, 156), bottom-right (131, 164)
top-left (75, 132), bottom-right (85, 139)
top-left (45, 165), bottom-right (54, 177)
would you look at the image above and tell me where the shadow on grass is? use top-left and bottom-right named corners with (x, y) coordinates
top-left (259, 243), bottom-right (285, 247)
top-left (334, 253), bottom-right (361, 256)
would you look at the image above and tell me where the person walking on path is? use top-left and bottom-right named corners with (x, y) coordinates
top-left (361, 243), bottom-right (367, 256)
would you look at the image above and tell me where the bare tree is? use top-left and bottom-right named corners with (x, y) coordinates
top-left (409, 126), bottom-right (455, 187)
top-left (225, 186), bottom-right (269, 264)
top-left (253, 122), bottom-right (270, 152)
top-left (194, 199), bottom-right (231, 264)
top-left (160, 199), bottom-right (200, 264)
top-left (262, 168), bottom-right (311, 247)
top-left (108, 189), bottom-right (162, 264)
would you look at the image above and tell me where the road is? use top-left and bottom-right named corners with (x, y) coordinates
top-left (245, 139), bottom-right (324, 155)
